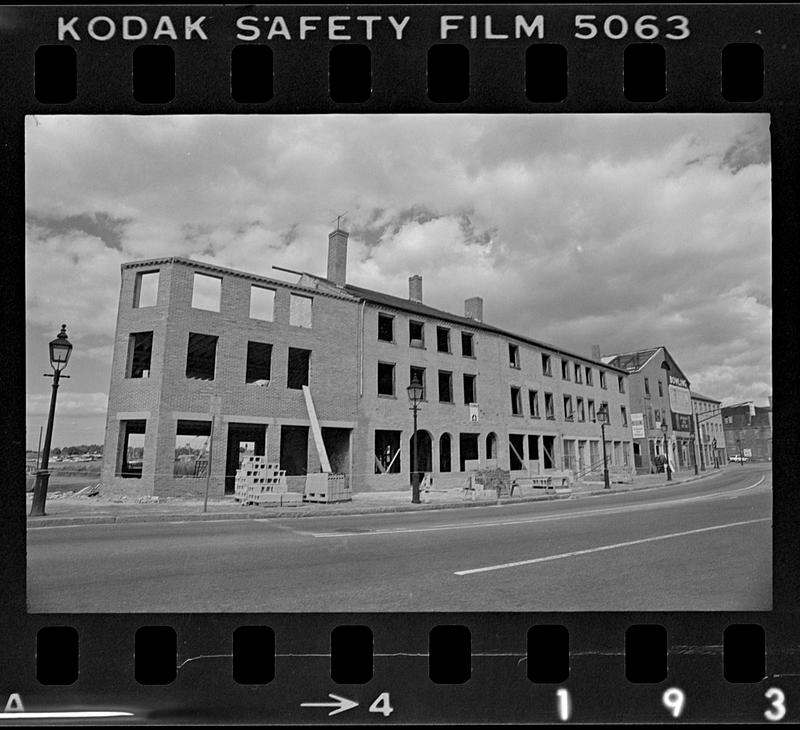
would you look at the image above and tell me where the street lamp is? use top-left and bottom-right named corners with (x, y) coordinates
top-left (30, 325), bottom-right (73, 516)
top-left (596, 403), bottom-right (610, 490)
top-left (406, 375), bottom-right (424, 504)
top-left (737, 437), bottom-right (744, 466)
top-left (660, 420), bottom-right (672, 481)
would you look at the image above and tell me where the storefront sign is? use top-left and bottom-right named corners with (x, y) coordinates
top-left (631, 412), bottom-right (645, 438)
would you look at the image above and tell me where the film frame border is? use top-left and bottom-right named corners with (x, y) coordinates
top-left (1, 3), bottom-right (797, 724)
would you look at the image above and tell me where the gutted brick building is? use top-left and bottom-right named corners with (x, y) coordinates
top-left (102, 227), bottom-right (634, 497)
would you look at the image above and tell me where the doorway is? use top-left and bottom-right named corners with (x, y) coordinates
top-left (225, 423), bottom-right (266, 495)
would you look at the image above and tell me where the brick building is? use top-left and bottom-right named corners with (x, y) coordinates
top-left (691, 392), bottom-right (727, 468)
top-left (601, 346), bottom-right (695, 474)
top-left (722, 399), bottom-right (773, 462)
top-left (102, 227), bottom-right (634, 497)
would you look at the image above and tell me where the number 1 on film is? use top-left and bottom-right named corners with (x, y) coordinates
top-left (556, 688), bottom-right (572, 721)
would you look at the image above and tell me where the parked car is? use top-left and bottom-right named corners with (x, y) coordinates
top-left (729, 454), bottom-right (750, 463)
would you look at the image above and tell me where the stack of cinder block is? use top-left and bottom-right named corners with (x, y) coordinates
top-left (235, 457), bottom-right (300, 507)
top-left (303, 473), bottom-right (352, 503)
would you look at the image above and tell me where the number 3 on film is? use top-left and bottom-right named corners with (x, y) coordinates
top-left (765, 688), bottom-right (786, 722)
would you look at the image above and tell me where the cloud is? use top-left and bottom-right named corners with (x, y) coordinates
top-left (25, 113), bottom-right (772, 441)
top-left (26, 391), bottom-right (108, 418)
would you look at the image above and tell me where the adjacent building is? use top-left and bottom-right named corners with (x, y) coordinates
top-left (722, 398), bottom-right (773, 462)
top-left (691, 392), bottom-right (727, 468)
top-left (101, 226), bottom-right (634, 498)
top-left (601, 346), bottom-right (695, 474)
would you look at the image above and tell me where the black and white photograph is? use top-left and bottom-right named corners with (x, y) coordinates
top-left (25, 113), bottom-right (772, 612)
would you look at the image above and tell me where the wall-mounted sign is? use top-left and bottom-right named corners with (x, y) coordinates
top-left (669, 374), bottom-right (689, 389)
top-left (469, 403), bottom-right (479, 422)
top-left (671, 412), bottom-right (692, 432)
top-left (668, 383), bottom-right (692, 414)
top-left (631, 412), bottom-right (646, 438)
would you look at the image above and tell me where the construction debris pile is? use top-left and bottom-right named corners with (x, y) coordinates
top-left (234, 457), bottom-right (302, 507)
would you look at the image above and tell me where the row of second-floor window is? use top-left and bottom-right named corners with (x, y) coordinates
top-left (643, 377), bottom-right (665, 397)
top-left (378, 312), bottom-right (475, 357)
top-left (513, 388), bottom-right (628, 427)
top-left (132, 270), bottom-right (314, 328)
top-left (126, 330), bottom-right (310, 389)
top-left (377, 363), bottom-right (477, 404)
top-left (508, 345), bottom-right (621, 392)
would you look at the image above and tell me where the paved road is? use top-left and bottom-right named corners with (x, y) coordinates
top-left (27, 465), bottom-right (771, 612)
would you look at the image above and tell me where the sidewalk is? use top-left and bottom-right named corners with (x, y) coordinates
top-left (24, 467), bottom-right (729, 529)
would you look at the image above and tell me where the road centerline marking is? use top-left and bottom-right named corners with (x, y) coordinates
top-left (453, 517), bottom-right (771, 576)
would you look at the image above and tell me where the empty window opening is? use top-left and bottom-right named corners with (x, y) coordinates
top-left (287, 348), bottom-right (311, 389)
top-left (191, 273), bottom-right (222, 312)
top-left (437, 326), bottom-right (451, 353)
top-left (561, 359), bottom-right (570, 380)
top-left (529, 390), bottom-right (540, 418)
top-left (657, 379), bottom-right (663, 397)
top-left (511, 387), bottom-right (523, 415)
top-left (378, 362), bottom-right (396, 396)
top-left (542, 435), bottom-right (556, 469)
top-left (250, 285), bottom-right (275, 321)
top-left (374, 430), bottom-right (401, 474)
top-left (563, 395), bottom-right (574, 420)
top-left (186, 333), bottom-right (218, 380)
top-left (127, 331), bottom-right (153, 378)
top-left (545, 392), bottom-right (555, 419)
top-left (618, 375), bottom-right (626, 393)
top-left (542, 353), bottom-right (552, 376)
top-left (621, 406), bottom-right (628, 427)
top-left (463, 374), bottom-right (476, 404)
top-left (410, 366), bottom-right (426, 400)
top-left (589, 399), bottom-right (596, 421)
top-left (280, 425), bottom-right (309, 476)
top-left (133, 271), bottom-right (159, 308)
top-left (289, 294), bottom-right (313, 328)
top-left (174, 420), bottom-right (212, 478)
top-left (409, 320), bottom-right (424, 347)
top-left (378, 313), bottom-right (394, 342)
top-left (245, 341), bottom-right (272, 384)
top-left (117, 420), bottom-right (146, 478)
top-left (459, 433), bottom-right (479, 471)
top-left (574, 363), bottom-right (583, 383)
top-left (644, 377), bottom-right (650, 395)
top-left (577, 397), bottom-right (585, 422)
top-left (509, 434), bottom-right (525, 470)
top-left (461, 332), bottom-right (474, 357)
top-left (585, 366), bottom-right (593, 385)
top-left (600, 371), bottom-right (607, 389)
top-left (602, 402), bottom-right (611, 425)
top-left (439, 433), bottom-right (452, 472)
top-left (509, 343), bottom-right (520, 368)
top-left (528, 435), bottom-right (539, 462)
top-left (438, 371), bottom-right (453, 403)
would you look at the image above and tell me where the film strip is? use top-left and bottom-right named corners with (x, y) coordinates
top-left (1, 3), bottom-right (797, 725)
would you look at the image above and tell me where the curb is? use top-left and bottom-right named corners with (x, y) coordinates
top-left (26, 469), bottom-right (724, 529)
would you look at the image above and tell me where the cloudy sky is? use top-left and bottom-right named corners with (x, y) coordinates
top-left (25, 114), bottom-right (771, 449)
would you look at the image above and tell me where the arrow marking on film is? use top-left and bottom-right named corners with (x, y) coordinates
top-left (300, 693), bottom-right (358, 716)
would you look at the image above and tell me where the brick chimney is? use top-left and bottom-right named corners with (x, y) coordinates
top-left (327, 227), bottom-right (349, 286)
top-left (464, 297), bottom-right (483, 322)
top-left (409, 275), bottom-right (423, 302)
top-left (591, 344), bottom-right (602, 361)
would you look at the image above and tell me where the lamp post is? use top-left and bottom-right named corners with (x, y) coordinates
top-left (597, 403), bottom-right (610, 490)
top-left (406, 375), bottom-right (424, 504)
top-left (661, 420), bottom-right (672, 481)
top-left (30, 325), bottom-right (73, 516)
top-left (737, 438), bottom-right (744, 466)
